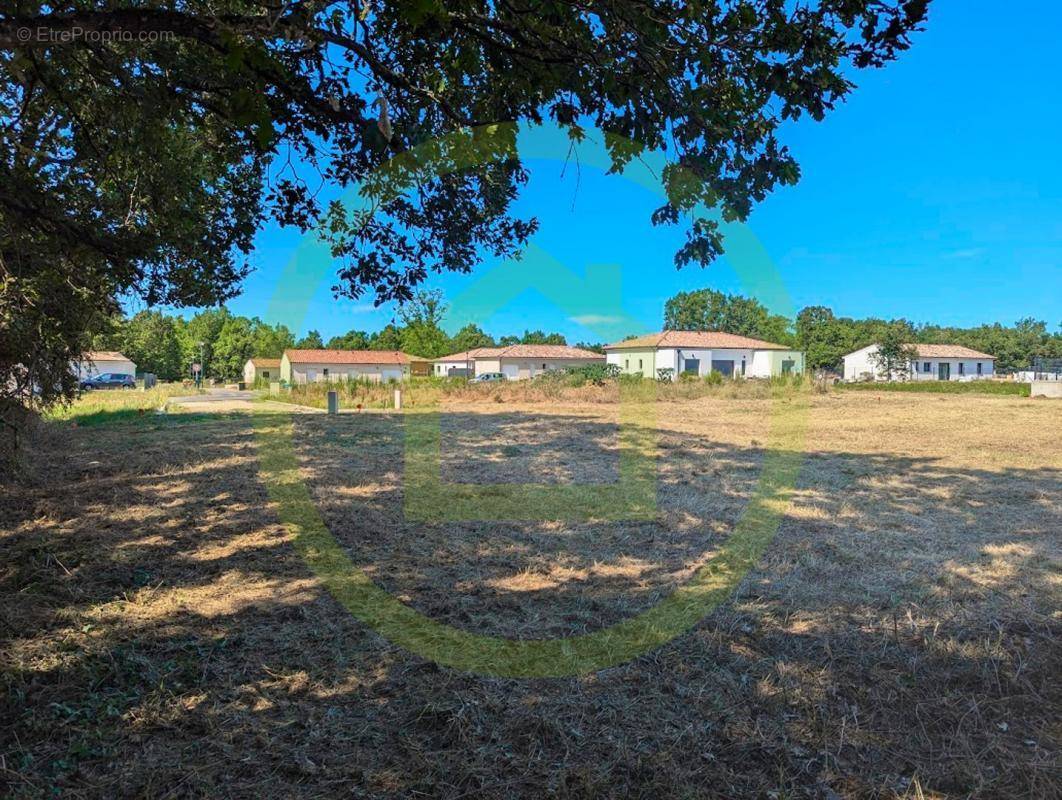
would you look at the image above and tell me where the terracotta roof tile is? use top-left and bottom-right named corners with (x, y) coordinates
top-left (434, 347), bottom-right (504, 362)
top-left (604, 331), bottom-right (791, 351)
top-left (249, 358), bottom-right (281, 368)
top-left (907, 344), bottom-right (995, 359)
top-left (283, 349), bottom-right (412, 365)
top-left (435, 345), bottom-right (604, 361)
top-left (496, 344), bottom-right (604, 359)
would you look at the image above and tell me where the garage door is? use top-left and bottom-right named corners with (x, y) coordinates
top-left (710, 360), bottom-right (735, 377)
top-left (501, 364), bottom-right (519, 380)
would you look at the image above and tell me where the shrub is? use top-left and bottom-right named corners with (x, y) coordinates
top-left (704, 370), bottom-right (724, 386)
top-left (656, 367), bottom-right (675, 383)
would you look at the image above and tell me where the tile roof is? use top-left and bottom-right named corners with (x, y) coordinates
top-left (81, 351), bottom-right (131, 362)
top-left (496, 344), bottom-right (604, 359)
top-left (604, 331), bottom-right (791, 351)
top-left (434, 347), bottom-right (504, 362)
top-left (249, 358), bottom-right (281, 368)
top-left (908, 344), bottom-right (995, 359)
top-left (283, 349), bottom-right (412, 365)
top-left (435, 345), bottom-right (604, 361)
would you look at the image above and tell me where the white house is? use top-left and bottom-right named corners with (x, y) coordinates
top-left (432, 348), bottom-right (491, 377)
top-left (243, 357), bottom-right (281, 385)
top-left (603, 331), bottom-right (804, 379)
top-left (280, 349), bottom-right (419, 384)
top-left (74, 351), bottom-right (137, 379)
top-left (434, 345), bottom-right (605, 379)
top-left (842, 343), bottom-right (996, 381)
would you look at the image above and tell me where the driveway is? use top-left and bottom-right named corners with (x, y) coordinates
top-left (168, 388), bottom-right (320, 414)
top-left (168, 388), bottom-right (255, 406)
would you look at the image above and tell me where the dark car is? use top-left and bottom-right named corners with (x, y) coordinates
top-left (80, 372), bottom-right (136, 390)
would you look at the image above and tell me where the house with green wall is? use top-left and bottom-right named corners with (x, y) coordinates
top-left (603, 331), bottom-right (804, 379)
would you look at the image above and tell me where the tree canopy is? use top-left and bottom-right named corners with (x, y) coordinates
top-left (1, 0), bottom-right (929, 420)
top-left (664, 288), bottom-right (793, 344)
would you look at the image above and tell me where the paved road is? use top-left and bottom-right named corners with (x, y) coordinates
top-left (167, 388), bottom-right (321, 414)
top-left (169, 388), bottom-right (256, 404)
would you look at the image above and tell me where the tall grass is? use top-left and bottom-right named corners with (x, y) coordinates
top-left (272, 372), bottom-right (820, 410)
top-left (837, 380), bottom-right (1030, 397)
top-left (45, 384), bottom-right (196, 425)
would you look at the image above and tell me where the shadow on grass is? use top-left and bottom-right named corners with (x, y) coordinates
top-left (0, 409), bottom-right (1058, 798)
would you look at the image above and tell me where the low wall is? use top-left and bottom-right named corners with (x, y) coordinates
top-left (1031, 380), bottom-right (1062, 398)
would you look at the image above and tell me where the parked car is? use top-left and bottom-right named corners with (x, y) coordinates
top-left (469, 372), bottom-right (506, 383)
top-left (80, 372), bottom-right (136, 390)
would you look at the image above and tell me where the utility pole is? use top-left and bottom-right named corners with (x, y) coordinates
top-left (195, 340), bottom-right (205, 389)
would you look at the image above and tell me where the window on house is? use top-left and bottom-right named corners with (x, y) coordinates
top-left (262, 371), bottom-right (270, 378)
top-left (958, 362), bottom-right (965, 375)
top-left (638, 359), bottom-right (643, 370)
top-left (625, 359), bottom-right (629, 370)
top-left (741, 358), bottom-right (746, 376)
top-left (977, 362), bottom-right (983, 375)
top-left (323, 368), bottom-right (329, 376)
top-left (684, 358), bottom-right (700, 374)
top-left (542, 363), bottom-right (547, 369)
top-left (923, 362), bottom-right (931, 373)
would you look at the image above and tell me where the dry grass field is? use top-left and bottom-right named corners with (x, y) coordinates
top-left (1, 388), bottom-right (1059, 798)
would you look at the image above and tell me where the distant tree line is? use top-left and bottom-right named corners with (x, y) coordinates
top-left (95, 290), bottom-right (592, 381)
top-left (663, 288), bottom-right (1062, 373)
top-left (97, 286), bottom-right (1060, 381)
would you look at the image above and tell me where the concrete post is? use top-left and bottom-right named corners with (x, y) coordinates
top-left (394, 388), bottom-right (403, 410)
top-left (269, 382), bottom-right (280, 397)
top-left (327, 390), bottom-right (339, 414)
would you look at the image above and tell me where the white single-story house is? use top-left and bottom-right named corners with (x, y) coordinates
top-left (842, 343), bottom-right (996, 381)
top-left (434, 344), bottom-right (605, 379)
top-left (604, 331), bottom-right (804, 379)
top-left (74, 351), bottom-right (137, 379)
top-left (280, 349), bottom-right (417, 384)
top-left (243, 357), bottom-right (281, 385)
top-left (432, 348), bottom-right (492, 377)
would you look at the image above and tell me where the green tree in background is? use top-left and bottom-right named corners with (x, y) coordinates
top-left (253, 322), bottom-right (295, 359)
top-left (397, 290), bottom-right (450, 358)
top-left (212, 316), bottom-right (259, 380)
top-left (870, 324), bottom-right (918, 380)
top-left (370, 325), bottom-right (404, 352)
top-left (448, 324), bottom-right (495, 353)
top-left (663, 289), bottom-right (793, 345)
top-left (327, 330), bottom-right (372, 350)
top-left (520, 330), bottom-right (567, 346)
top-left (176, 308), bottom-right (231, 380)
top-left (94, 310), bottom-right (184, 380)
top-left (295, 330), bottom-right (324, 349)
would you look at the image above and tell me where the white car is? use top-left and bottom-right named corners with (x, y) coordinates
top-left (469, 372), bottom-right (506, 383)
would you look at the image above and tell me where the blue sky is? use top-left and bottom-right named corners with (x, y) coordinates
top-left (145, 0), bottom-right (1062, 343)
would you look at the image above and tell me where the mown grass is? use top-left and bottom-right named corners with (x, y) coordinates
top-left (2, 392), bottom-right (1059, 798)
top-left (837, 379), bottom-right (1030, 396)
